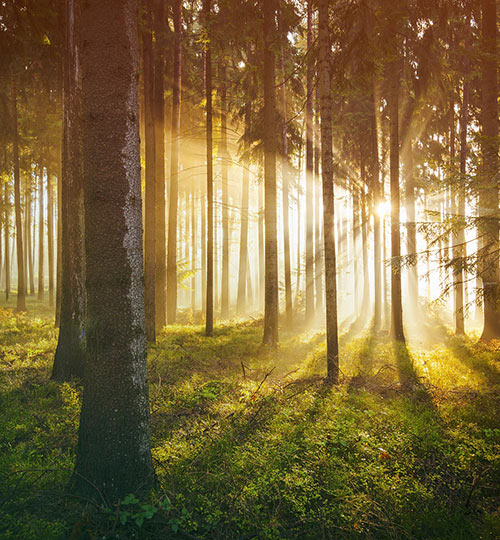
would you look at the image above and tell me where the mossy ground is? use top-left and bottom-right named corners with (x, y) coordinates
top-left (0, 297), bottom-right (499, 539)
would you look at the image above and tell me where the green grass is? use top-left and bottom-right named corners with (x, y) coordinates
top-left (0, 300), bottom-right (500, 538)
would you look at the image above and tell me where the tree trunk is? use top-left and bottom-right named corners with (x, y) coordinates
top-left (143, 2), bottom-right (156, 341)
top-left (220, 63), bottom-right (229, 319)
top-left (55, 154), bottom-right (62, 326)
top-left (167, 0), bottom-right (182, 325)
top-left (72, 0), bottom-right (155, 502)
top-left (404, 141), bottom-right (418, 307)
top-left (26, 179), bottom-right (35, 295)
top-left (52, 0), bottom-right (85, 381)
top-left (388, 62), bottom-right (405, 342)
top-left (371, 87), bottom-right (382, 330)
top-left (11, 79), bottom-right (26, 313)
top-left (314, 84), bottom-right (323, 315)
top-left (191, 192), bottom-right (196, 315)
top-left (38, 167), bottom-right (44, 301)
top-left (455, 15), bottom-right (470, 336)
top-left (258, 179), bottom-right (264, 311)
top-left (318, 0), bottom-right (339, 383)
top-left (305, 0), bottom-right (314, 323)
top-left (204, 0), bottom-right (214, 336)
top-left (237, 163), bottom-right (250, 315)
top-left (479, 0), bottom-right (500, 341)
top-left (3, 183), bottom-right (10, 301)
top-left (262, 0), bottom-right (279, 346)
top-left (47, 169), bottom-right (54, 307)
top-left (154, 0), bottom-right (166, 330)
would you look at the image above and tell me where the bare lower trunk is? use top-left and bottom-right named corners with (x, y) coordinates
top-left (237, 164), bottom-right (250, 315)
top-left (47, 170), bottom-right (54, 307)
top-left (38, 168), bottom-right (45, 301)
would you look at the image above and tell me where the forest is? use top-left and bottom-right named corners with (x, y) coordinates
top-left (1, 0), bottom-right (500, 538)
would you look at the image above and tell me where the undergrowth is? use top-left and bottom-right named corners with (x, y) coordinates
top-left (0, 301), bottom-right (499, 539)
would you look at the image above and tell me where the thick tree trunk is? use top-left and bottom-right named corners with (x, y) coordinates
top-left (262, 0), bottom-right (279, 347)
top-left (388, 63), bottom-right (405, 343)
top-left (220, 63), bottom-right (230, 319)
top-left (479, 0), bottom-right (500, 341)
top-left (154, 0), bottom-right (166, 330)
top-left (305, 0), bottom-right (314, 323)
top-left (319, 0), bottom-right (339, 383)
top-left (167, 0), bottom-right (182, 325)
top-left (38, 168), bottom-right (44, 301)
top-left (404, 142), bottom-right (418, 307)
top-left (12, 79), bottom-right (26, 313)
top-left (204, 0), bottom-right (214, 336)
top-left (47, 170), bottom-right (54, 307)
top-left (237, 163), bottom-right (250, 315)
top-left (72, 0), bottom-right (155, 502)
top-left (143, 3), bottom-right (156, 341)
top-left (52, 0), bottom-right (85, 381)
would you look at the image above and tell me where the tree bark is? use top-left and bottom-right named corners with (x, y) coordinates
top-left (51, 0), bottom-right (85, 381)
top-left (318, 0), bottom-right (339, 383)
top-left (305, 0), bottom-right (314, 323)
top-left (204, 0), bottom-right (214, 336)
top-left (38, 167), bottom-right (44, 301)
top-left (479, 0), bottom-right (500, 341)
top-left (47, 169), bottom-right (54, 307)
top-left (72, 0), bottom-right (155, 502)
top-left (11, 78), bottom-right (26, 313)
top-left (455, 15), bottom-right (470, 336)
top-left (262, 0), bottom-right (279, 347)
top-left (143, 2), bottom-right (156, 341)
top-left (167, 0), bottom-right (182, 325)
top-left (388, 61), bottom-right (405, 342)
top-left (3, 183), bottom-right (10, 301)
top-left (237, 162), bottom-right (250, 315)
top-left (154, 0), bottom-right (166, 330)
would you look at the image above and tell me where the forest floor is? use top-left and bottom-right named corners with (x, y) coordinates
top-left (0, 298), bottom-right (500, 539)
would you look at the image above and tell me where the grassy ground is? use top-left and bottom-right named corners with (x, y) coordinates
top-left (0, 298), bottom-right (500, 539)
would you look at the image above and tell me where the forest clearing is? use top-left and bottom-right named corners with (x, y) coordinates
top-left (2, 0), bottom-right (500, 538)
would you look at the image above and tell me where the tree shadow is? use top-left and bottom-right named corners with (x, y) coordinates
top-left (446, 337), bottom-right (500, 387)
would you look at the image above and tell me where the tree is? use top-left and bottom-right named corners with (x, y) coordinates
top-left (262, 0), bottom-right (279, 347)
top-left (72, 0), bottom-right (155, 501)
top-left (51, 0), bottom-right (85, 382)
top-left (318, 0), bottom-right (339, 383)
top-left (478, 0), bottom-right (500, 341)
top-left (205, 0), bottom-right (214, 336)
top-left (167, 0), bottom-right (182, 325)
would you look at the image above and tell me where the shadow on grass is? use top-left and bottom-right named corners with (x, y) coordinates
top-left (446, 337), bottom-right (500, 387)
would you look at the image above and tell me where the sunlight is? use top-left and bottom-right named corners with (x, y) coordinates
top-left (376, 200), bottom-right (391, 217)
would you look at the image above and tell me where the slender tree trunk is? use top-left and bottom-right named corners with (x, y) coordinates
top-left (55, 155), bottom-right (62, 326)
top-left (72, 0), bottom-right (155, 501)
top-left (154, 0), bottom-right (166, 330)
top-left (38, 168), bottom-right (44, 301)
top-left (278, 12), bottom-right (292, 324)
top-left (52, 0), bottom-right (85, 381)
top-left (319, 0), bottom-right (339, 383)
top-left (201, 187), bottom-right (206, 315)
top-left (11, 79), bottom-right (26, 312)
top-left (305, 0), bottom-right (314, 323)
top-left (191, 192), bottom-right (196, 315)
top-left (371, 88), bottom-right (382, 330)
top-left (47, 170), bottom-right (54, 307)
top-left (204, 0), bottom-right (214, 336)
top-left (220, 63), bottom-right (229, 319)
top-left (26, 179), bottom-right (35, 295)
top-left (143, 2), bottom-right (156, 341)
top-left (167, 0), bottom-right (182, 325)
top-left (314, 84), bottom-right (323, 315)
top-left (388, 63), bottom-right (405, 342)
top-left (479, 0), bottom-right (500, 340)
top-left (262, 0), bottom-right (279, 346)
top-left (455, 15), bottom-right (470, 336)
top-left (3, 183), bottom-right (10, 301)
top-left (237, 163), bottom-right (250, 315)
top-left (258, 179), bottom-right (264, 311)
